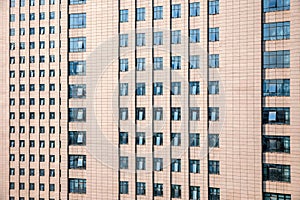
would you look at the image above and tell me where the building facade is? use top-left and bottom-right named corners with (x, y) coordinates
top-left (0, 0), bottom-right (300, 199)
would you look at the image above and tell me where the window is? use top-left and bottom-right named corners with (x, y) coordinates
top-left (69, 108), bottom-right (86, 122)
top-left (40, 27), bottom-right (45, 35)
top-left (20, 28), bottom-right (25, 35)
top-left (50, 26), bottom-right (55, 34)
top-left (154, 6), bottom-right (163, 20)
top-left (190, 55), bottom-right (200, 69)
top-left (209, 160), bottom-right (220, 174)
top-left (10, 29), bottom-right (15, 36)
top-left (209, 28), bottom-right (219, 42)
top-left (40, 55), bottom-right (45, 63)
top-left (209, 0), bottom-right (219, 15)
top-left (50, 12), bottom-right (55, 19)
top-left (40, 169), bottom-right (45, 176)
top-left (69, 179), bottom-right (86, 194)
top-left (69, 37), bottom-right (86, 52)
top-left (10, 99), bottom-right (15, 106)
top-left (153, 133), bottom-right (163, 146)
top-left (209, 188), bottom-right (220, 200)
top-left (209, 54), bottom-right (219, 68)
top-left (30, 0), bottom-right (35, 6)
top-left (136, 157), bottom-right (146, 170)
top-left (29, 183), bottom-right (35, 190)
top-left (209, 81), bottom-right (219, 94)
top-left (69, 13), bottom-right (86, 28)
top-left (69, 155), bottom-right (86, 169)
top-left (120, 59), bottom-right (128, 72)
top-left (136, 132), bottom-right (145, 145)
top-left (69, 84), bottom-right (86, 98)
top-left (153, 107), bottom-right (163, 120)
top-left (263, 79), bottom-right (290, 96)
top-left (120, 181), bottom-right (128, 194)
top-left (40, 41), bottom-right (45, 49)
top-left (136, 33), bottom-right (146, 46)
top-left (137, 182), bottom-right (146, 195)
top-left (10, 154), bottom-right (15, 161)
top-left (30, 13), bottom-right (35, 20)
top-left (190, 2), bottom-right (200, 17)
top-left (190, 186), bottom-right (200, 200)
top-left (136, 108), bottom-right (146, 120)
top-left (171, 56), bottom-right (181, 69)
top-left (40, 12), bottom-right (45, 20)
top-left (263, 136), bottom-right (290, 153)
top-left (120, 156), bottom-right (128, 169)
top-left (171, 159), bottom-right (181, 172)
top-left (120, 34), bottom-right (128, 47)
top-left (50, 184), bottom-right (55, 191)
top-left (10, 14), bottom-right (15, 22)
top-left (69, 61), bottom-right (86, 75)
top-left (50, 169), bottom-right (55, 177)
top-left (50, 55), bottom-right (55, 63)
top-left (209, 107), bottom-right (219, 121)
top-left (171, 185), bottom-right (181, 198)
top-left (153, 32), bottom-right (163, 45)
top-left (190, 160), bottom-right (200, 173)
top-left (153, 158), bottom-right (163, 171)
top-left (190, 81), bottom-right (200, 95)
top-left (10, 182), bottom-right (15, 189)
top-left (263, 50), bottom-right (290, 68)
top-left (154, 183), bottom-right (163, 197)
top-left (171, 133), bottom-right (181, 146)
top-left (136, 8), bottom-right (145, 21)
top-left (190, 133), bottom-right (200, 147)
top-left (69, 131), bottom-right (86, 146)
top-left (262, 107), bottom-right (290, 125)
top-left (69, 0), bottom-right (86, 4)
top-left (120, 9), bottom-right (128, 23)
top-left (10, 140), bottom-right (15, 147)
top-left (120, 108), bottom-right (128, 120)
top-left (171, 82), bottom-right (181, 95)
top-left (49, 41), bottom-right (55, 48)
top-left (263, 22), bottom-right (290, 40)
top-left (263, 192), bottom-right (291, 200)
top-left (10, 0), bottom-right (16, 7)
top-left (172, 30), bottom-right (181, 44)
top-left (190, 107), bottom-right (200, 121)
top-left (20, 84), bottom-right (25, 91)
top-left (119, 132), bottom-right (128, 145)
top-left (190, 29), bottom-right (200, 43)
top-left (50, 0), bottom-right (55, 4)
top-left (20, 0), bottom-right (25, 7)
top-left (40, 0), bottom-right (45, 5)
top-left (20, 56), bottom-right (26, 64)
top-left (154, 57), bottom-right (163, 70)
top-left (136, 58), bottom-right (145, 71)
top-left (120, 83), bottom-right (128, 96)
top-left (264, 0), bottom-right (290, 12)
top-left (171, 108), bottom-right (181, 121)
top-left (209, 134), bottom-right (219, 148)
top-left (263, 163), bottom-right (290, 182)
top-left (172, 4), bottom-right (181, 18)
top-left (136, 83), bottom-right (146, 96)
top-left (50, 155), bottom-right (55, 162)
top-left (10, 43), bottom-right (15, 50)
top-left (10, 168), bottom-right (15, 175)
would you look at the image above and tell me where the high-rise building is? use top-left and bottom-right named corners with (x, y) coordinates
top-left (0, 0), bottom-right (300, 199)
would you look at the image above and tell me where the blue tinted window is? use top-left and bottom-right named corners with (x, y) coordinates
top-left (263, 22), bottom-right (290, 40)
top-left (209, 0), bottom-right (219, 15)
top-left (69, 37), bottom-right (86, 52)
top-left (136, 8), bottom-right (145, 21)
top-left (120, 9), bottom-right (128, 23)
top-left (69, 0), bottom-right (86, 4)
top-left (172, 4), bottom-right (181, 18)
top-left (209, 28), bottom-right (219, 42)
top-left (263, 50), bottom-right (290, 68)
top-left (154, 6), bottom-right (163, 20)
top-left (190, 2), bottom-right (200, 17)
top-left (263, 79), bottom-right (290, 96)
top-left (69, 13), bottom-right (86, 28)
top-left (264, 0), bottom-right (290, 12)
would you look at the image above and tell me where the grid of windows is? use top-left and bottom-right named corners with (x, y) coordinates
top-left (69, 13), bottom-right (86, 29)
top-left (263, 79), bottom-right (290, 96)
top-left (263, 192), bottom-right (291, 200)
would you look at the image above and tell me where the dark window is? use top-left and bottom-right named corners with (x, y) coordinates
top-left (263, 192), bottom-right (291, 200)
top-left (136, 182), bottom-right (146, 195)
top-left (190, 160), bottom-right (200, 173)
top-left (209, 160), bottom-right (220, 174)
top-left (69, 84), bottom-right (86, 98)
top-left (69, 179), bottom-right (86, 194)
top-left (154, 183), bottom-right (163, 196)
top-left (190, 186), bottom-right (200, 200)
top-left (69, 131), bottom-right (86, 145)
top-left (262, 107), bottom-right (290, 125)
top-left (263, 163), bottom-right (290, 182)
top-left (209, 187), bottom-right (220, 200)
top-left (69, 108), bottom-right (86, 122)
top-left (120, 156), bottom-right (128, 169)
top-left (189, 133), bottom-right (200, 147)
top-left (136, 108), bottom-right (146, 120)
top-left (263, 136), bottom-right (290, 153)
top-left (209, 134), bottom-right (219, 148)
top-left (171, 185), bottom-right (181, 198)
top-left (69, 61), bottom-right (86, 75)
top-left (120, 181), bottom-right (128, 194)
top-left (171, 159), bottom-right (181, 172)
top-left (69, 155), bottom-right (86, 169)
top-left (171, 108), bottom-right (181, 121)
top-left (119, 132), bottom-right (128, 145)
